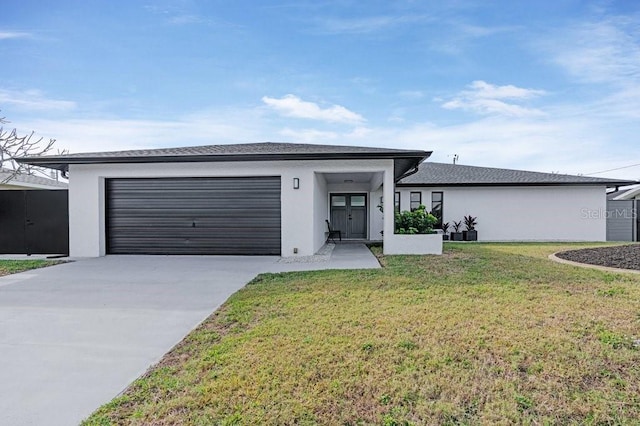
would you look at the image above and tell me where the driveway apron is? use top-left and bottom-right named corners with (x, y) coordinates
top-left (0, 256), bottom-right (278, 426)
top-left (0, 245), bottom-right (380, 425)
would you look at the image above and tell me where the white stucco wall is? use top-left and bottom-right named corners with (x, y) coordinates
top-left (370, 188), bottom-right (384, 241)
top-left (396, 185), bottom-right (608, 241)
top-left (313, 172), bottom-right (329, 253)
top-left (68, 159), bottom-right (393, 257)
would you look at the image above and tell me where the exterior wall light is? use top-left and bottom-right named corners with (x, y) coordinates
top-left (293, 178), bottom-right (300, 189)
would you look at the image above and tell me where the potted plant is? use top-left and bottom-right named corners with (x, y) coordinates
top-left (450, 220), bottom-right (463, 241)
top-left (463, 215), bottom-right (478, 241)
top-left (441, 222), bottom-right (450, 240)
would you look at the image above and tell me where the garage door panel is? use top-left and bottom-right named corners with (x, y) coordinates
top-left (108, 217), bottom-right (281, 227)
top-left (107, 228), bottom-right (281, 238)
top-left (110, 179), bottom-right (279, 189)
top-left (111, 199), bottom-right (280, 211)
top-left (106, 177), bottom-right (281, 255)
top-left (109, 197), bottom-right (280, 206)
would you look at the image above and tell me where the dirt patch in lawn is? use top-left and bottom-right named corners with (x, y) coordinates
top-left (555, 244), bottom-right (640, 271)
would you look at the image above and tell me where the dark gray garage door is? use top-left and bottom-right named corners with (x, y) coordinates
top-left (106, 177), bottom-right (281, 255)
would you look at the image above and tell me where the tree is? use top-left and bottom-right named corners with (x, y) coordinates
top-left (0, 112), bottom-right (62, 184)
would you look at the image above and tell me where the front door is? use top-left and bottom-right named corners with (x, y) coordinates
top-left (330, 194), bottom-right (367, 239)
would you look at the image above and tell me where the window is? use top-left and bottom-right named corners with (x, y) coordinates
top-left (431, 191), bottom-right (443, 226)
top-left (410, 192), bottom-right (421, 211)
top-left (351, 195), bottom-right (366, 207)
top-left (394, 192), bottom-right (401, 213)
top-left (331, 195), bottom-right (346, 207)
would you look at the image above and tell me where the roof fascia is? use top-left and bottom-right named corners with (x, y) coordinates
top-left (17, 150), bottom-right (432, 174)
top-left (396, 181), bottom-right (637, 188)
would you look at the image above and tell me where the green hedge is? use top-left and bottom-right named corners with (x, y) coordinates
top-left (394, 205), bottom-right (438, 234)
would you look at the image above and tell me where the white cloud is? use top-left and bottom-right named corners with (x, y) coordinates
top-left (9, 90), bottom-right (639, 182)
top-left (264, 115), bottom-right (638, 180)
top-left (427, 21), bottom-right (519, 55)
top-left (440, 80), bottom-right (546, 117)
top-left (455, 23), bottom-right (519, 38)
top-left (540, 15), bottom-right (640, 86)
top-left (466, 80), bottom-right (545, 99)
top-left (14, 108), bottom-right (276, 155)
top-left (0, 31), bottom-right (31, 40)
top-left (398, 90), bottom-right (424, 99)
top-left (144, 5), bottom-right (227, 27)
top-left (279, 128), bottom-right (338, 143)
top-left (262, 94), bottom-right (365, 124)
top-left (168, 15), bottom-right (206, 25)
top-left (315, 15), bottom-right (431, 35)
top-left (0, 89), bottom-right (76, 111)
top-left (442, 98), bottom-right (545, 118)
top-left (533, 12), bottom-right (640, 127)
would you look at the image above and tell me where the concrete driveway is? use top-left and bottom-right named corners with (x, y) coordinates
top-left (0, 245), bottom-right (380, 425)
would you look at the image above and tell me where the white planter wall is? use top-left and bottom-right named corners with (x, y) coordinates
top-left (384, 233), bottom-right (443, 255)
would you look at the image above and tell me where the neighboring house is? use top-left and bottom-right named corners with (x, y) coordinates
top-left (606, 185), bottom-right (639, 242)
top-left (610, 185), bottom-right (640, 201)
top-left (0, 168), bottom-right (68, 190)
top-left (18, 142), bottom-right (431, 257)
top-left (396, 162), bottom-right (636, 242)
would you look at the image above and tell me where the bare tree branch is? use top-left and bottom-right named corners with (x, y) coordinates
top-left (0, 111), bottom-right (64, 184)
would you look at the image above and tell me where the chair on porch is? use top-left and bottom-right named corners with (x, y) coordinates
top-left (325, 220), bottom-right (342, 243)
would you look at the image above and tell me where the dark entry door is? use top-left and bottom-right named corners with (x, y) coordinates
top-left (330, 194), bottom-right (367, 239)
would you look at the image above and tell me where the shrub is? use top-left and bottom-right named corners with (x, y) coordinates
top-left (394, 205), bottom-right (438, 234)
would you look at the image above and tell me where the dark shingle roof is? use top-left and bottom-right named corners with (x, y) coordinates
top-left (0, 168), bottom-right (68, 189)
top-left (17, 142), bottom-right (431, 180)
top-left (38, 142), bottom-right (421, 158)
top-left (398, 162), bottom-right (636, 187)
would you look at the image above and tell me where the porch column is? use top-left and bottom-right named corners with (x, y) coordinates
top-left (382, 169), bottom-right (395, 246)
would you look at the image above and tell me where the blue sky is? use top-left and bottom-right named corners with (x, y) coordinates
top-left (1, 0), bottom-right (639, 179)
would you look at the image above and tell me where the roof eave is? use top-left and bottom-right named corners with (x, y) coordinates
top-left (17, 150), bottom-right (432, 175)
top-left (396, 181), bottom-right (638, 188)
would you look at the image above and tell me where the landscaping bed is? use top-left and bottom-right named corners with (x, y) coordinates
top-left (556, 244), bottom-right (640, 271)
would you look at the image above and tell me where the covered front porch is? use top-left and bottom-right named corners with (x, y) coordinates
top-left (313, 171), bottom-right (386, 249)
top-left (305, 169), bottom-right (442, 257)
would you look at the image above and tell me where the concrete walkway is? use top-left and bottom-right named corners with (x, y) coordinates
top-left (0, 244), bottom-right (379, 426)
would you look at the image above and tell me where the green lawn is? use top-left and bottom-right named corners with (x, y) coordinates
top-left (0, 259), bottom-right (63, 276)
top-left (84, 243), bottom-right (640, 425)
